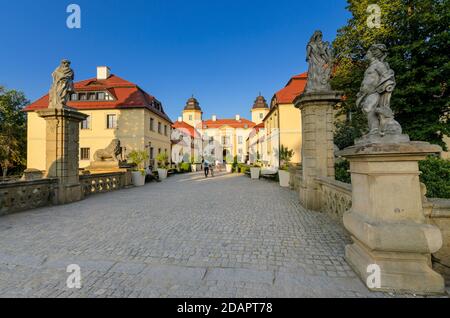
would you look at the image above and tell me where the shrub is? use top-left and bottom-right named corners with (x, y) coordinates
top-left (180, 162), bottom-right (191, 172)
top-left (128, 150), bottom-right (149, 175)
top-left (237, 163), bottom-right (250, 174)
top-left (335, 159), bottom-right (351, 184)
top-left (156, 152), bottom-right (169, 169)
top-left (280, 145), bottom-right (294, 170)
top-left (419, 156), bottom-right (450, 199)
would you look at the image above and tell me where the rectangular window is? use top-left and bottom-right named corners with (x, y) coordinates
top-left (79, 93), bottom-right (87, 101)
top-left (158, 122), bottom-right (162, 134)
top-left (238, 148), bottom-right (243, 155)
top-left (88, 93), bottom-right (96, 101)
top-left (150, 118), bottom-right (154, 131)
top-left (81, 116), bottom-right (91, 130)
top-left (260, 113), bottom-right (264, 119)
top-left (238, 136), bottom-right (243, 144)
top-left (80, 148), bottom-right (90, 161)
top-left (70, 93), bottom-right (78, 101)
top-left (97, 92), bottom-right (105, 100)
top-left (189, 115), bottom-right (193, 121)
top-left (158, 148), bottom-right (161, 154)
top-left (107, 114), bottom-right (117, 129)
top-left (164, 125), bottom-right (168, 136)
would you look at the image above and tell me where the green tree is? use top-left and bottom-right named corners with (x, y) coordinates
top-left (332, 0), bottom-right (450, 149)
top-left (0, 86), bottom-right (28, 178)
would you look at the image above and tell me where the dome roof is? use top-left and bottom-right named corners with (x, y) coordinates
top-left (184, 96), bottom-right (202, 111)
top-left (252, 94), bottom-right (269, 109)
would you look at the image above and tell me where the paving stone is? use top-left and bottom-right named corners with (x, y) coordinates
top-left (0, 172), bottom-right (438, 298)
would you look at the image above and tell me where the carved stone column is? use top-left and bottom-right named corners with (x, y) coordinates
top-left (294, 91), bottom-right (341, 210)
top-left (339, 142), bottom-right (445, 294)
top-left (37, 107), bottom-right (87, 204)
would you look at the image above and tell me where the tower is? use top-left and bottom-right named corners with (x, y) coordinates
top-left (182, 96), bottom-right (203, 127)
top-left (251, 94), bottom-right (269, 124)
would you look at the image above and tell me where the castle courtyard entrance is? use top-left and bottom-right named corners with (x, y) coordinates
top-left (0, 172), bottom-right (388, 297)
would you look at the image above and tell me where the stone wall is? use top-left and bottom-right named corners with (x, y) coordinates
top-left (80, 171), bottom-right (132, 198)
top-left (0, 178), bottom-right (58, 216)
top-left (0, 171), bottom-right (133, 216)
top-left (424, 198), bottom-right (450, 283)
top-left (315, 176), bottom-right (352, 224)
top-left (294, 172), bottom-right (450, 283)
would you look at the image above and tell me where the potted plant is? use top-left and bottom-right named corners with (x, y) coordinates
top-left (225, 155), bottom-right (233, 173)
top-left (279, 145), bottom-right (294, 187)
top-left (250, 160), bottom-right (262, 179)
top-left (128, 150), bottom-right (149, 187)
top-left (156, 152), bottom-right (169, 180)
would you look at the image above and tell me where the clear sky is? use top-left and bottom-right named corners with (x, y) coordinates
top-left (0, 0), bottom-right (350, 121)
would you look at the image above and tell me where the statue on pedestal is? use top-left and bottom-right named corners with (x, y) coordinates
top-left (305, 30), bottom-right (333, 93)
top-left (49, 59), bottom-right (74, 109)
top-left (356, 44), bottom-right (409, 144)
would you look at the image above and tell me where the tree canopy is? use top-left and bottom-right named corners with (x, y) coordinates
top-left (332, 0), bottom-right (450, 150)
top-left (0, 86), bottom-right (29, 177)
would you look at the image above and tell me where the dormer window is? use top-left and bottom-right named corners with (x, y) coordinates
top-left (69, 91), bottom-right (114, 102)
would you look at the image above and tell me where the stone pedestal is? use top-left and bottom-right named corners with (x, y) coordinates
top-left (294, 91), bottom-right (341, 210)
top-left (338, 142), bottom-right (445, 295)
top-left (37, 107), bottom-right (87, 205)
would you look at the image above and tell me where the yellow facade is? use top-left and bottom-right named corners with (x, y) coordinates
top-left (27, 108), bottom-right (172, 171)
top-left (183, 109), bottom-right (202, 128)
top-left (251, 108), bottom-right (269, 125)
top-left (262, 103), bottom-right (302, 166)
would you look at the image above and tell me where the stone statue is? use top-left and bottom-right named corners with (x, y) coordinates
top-left (93, 139), bottom-right (122, 162)
top-left (305, 30), bottom-right (333, 93)
top-left (356, 44), bottom-right (408, 144)
top-left (49, 59), bottom-right (74, 109)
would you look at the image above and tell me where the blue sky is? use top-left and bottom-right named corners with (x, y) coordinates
top-left (0, 0), bottom-right (350, 121)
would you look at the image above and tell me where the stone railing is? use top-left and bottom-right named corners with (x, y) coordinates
top-left (0, 178), bottom-right (58, 216)
top-left (80, 171), bottom-right (131, 198)
top-left (424, 198), bottom-right (450, 283)
top-left (315, 176), bottom-right (352, 223)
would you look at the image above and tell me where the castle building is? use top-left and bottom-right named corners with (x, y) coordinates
top-left (172, 96), bottom-right (259, 164)
top-left (24, 66), bottom-right (173, 170)
top-left (263, 72), bottom-right (307, 166)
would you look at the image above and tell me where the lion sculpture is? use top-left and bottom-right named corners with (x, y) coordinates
top-left (93, 139), bottom-right (122, 162)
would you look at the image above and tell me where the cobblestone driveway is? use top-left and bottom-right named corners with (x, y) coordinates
top-left (0, 172), bottom-right (391, 298)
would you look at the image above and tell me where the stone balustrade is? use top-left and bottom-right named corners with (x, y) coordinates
top-left (315, 176), bottom-right (352, 224)
top-left (424, 198), bottom-right (450, 283)
top-left (0, 178), bottom-right (58, 216)
top-left (80, 171), bottom-right (131, 198)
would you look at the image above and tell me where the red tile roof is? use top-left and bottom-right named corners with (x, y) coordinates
top-left (24, 75), bottom-right (172, 123)
top-left (200, 118), bottom-right (256, 129)
top-left (274, 72), bottom-right (307, 104)
top-left (248, 123), bottom-right (265, 139)
top-left (172, 121), bottom-right (201, 138)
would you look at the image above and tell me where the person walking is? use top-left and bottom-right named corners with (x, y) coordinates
top-left (204, 160), bottom-right (210, 178)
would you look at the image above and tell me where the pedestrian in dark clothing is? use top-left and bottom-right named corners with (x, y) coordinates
top-left (204, 161), bottom-right (210, 178)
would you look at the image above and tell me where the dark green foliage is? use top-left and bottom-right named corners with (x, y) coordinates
top-left (419, 156), bottom-right (450, 198)
top-left (335, 160), bottom-right (351, 184)
top-left (0, 86), bottom-right (28, 178)
top-left (333, 0), bottom-right (450, 149)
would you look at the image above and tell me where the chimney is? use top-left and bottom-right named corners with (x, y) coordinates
top-left (178, 116), bottom-right (183, 123)
top-left (97, 66), bottom-right (110, 80)
top-left (236, 114), bottom-right (241, 121)
top-left (212, 115), bottom-right (217, 122)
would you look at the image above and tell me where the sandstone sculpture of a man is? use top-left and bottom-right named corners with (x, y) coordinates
top-left (356, 44), bottom-right (402, 136)
top-left (305, 30), bottom-right (333, 93)
top-left (48, 59), bottom-right (74, 109)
